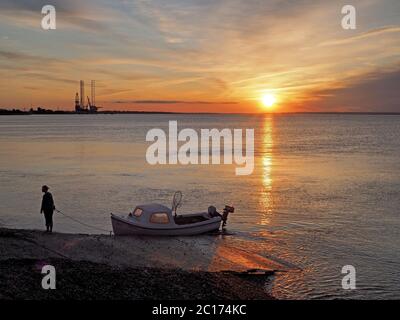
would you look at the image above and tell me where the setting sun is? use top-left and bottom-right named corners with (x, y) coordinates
top-left (261, 94), bottom-right (277, 108)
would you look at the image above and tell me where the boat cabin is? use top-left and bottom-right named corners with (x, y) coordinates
top-left (128, 203), bottom-right (209, 226)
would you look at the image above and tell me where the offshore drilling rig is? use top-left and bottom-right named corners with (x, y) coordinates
top-left (75, 80), bottom-right (100, 113)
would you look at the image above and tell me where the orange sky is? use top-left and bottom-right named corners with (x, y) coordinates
top-left (0, 0), bottom-right (400, 113)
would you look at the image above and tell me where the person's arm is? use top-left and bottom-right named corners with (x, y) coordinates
top-left (50, 194), bottom-right (55, 210)
top-left (40, 196), bottom-right (44, 214)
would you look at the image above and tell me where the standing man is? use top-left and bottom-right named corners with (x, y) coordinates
top-left (40, 185), bottom-right (55, 233)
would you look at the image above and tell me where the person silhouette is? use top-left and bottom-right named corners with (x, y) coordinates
top-left (40, 185), bottom-right (55, 233)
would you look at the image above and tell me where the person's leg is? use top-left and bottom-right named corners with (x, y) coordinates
top-left (49, 212), bottom-right (53, 233)
top-left (44, 212), bottom-right (50, 232)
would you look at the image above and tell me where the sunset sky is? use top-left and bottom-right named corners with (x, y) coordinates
top-left (0, 0), bottom-right (399, 113)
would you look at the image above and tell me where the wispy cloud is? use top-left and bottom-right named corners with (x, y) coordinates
top-left (0, 50), bottom-right (64, 64)
top-left (113, 100), bottom-right (237, 104)
top-left (0, 0), bottom-right (113, 32)
top-left (320, 25), bottom-right (400, 47)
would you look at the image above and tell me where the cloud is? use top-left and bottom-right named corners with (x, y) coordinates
top-left (289, 68), bottom-right (400, 112)
top-left (0, 0), bottom-right (112, 33)
top-left (20, 73), bottom-right (77, 85)
top-left (0, 0), bottom-right (399, 112)
top-left (113, 100), bottom-right (237, 104)
top-left (320, 25), bottom-right (400, 47)
top-left (0, 50), bottom-right (64, 64)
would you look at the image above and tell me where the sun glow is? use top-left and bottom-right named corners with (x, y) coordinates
top-left (261, 93), bottom-right (277, 108)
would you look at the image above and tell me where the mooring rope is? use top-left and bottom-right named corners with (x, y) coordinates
top-left (55, 209), bottom-right (112, 235)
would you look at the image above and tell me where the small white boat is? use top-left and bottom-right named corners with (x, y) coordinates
top-left (111, 192), bottom-right (234, 236)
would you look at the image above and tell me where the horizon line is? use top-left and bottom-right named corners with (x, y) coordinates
top-left (1, 108), bottom-right (400, 116)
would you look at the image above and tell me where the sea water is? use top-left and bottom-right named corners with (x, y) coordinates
top-left (0, 113), bottom-right (399, 299)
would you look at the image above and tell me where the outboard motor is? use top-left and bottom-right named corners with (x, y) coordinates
top-left (222, 205), bottom-right (234, 227)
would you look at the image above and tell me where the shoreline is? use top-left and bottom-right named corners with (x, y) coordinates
top-left (0, 227), bottom-right (280, 300)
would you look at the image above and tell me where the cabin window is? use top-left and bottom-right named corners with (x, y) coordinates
top-left (150, 213), bottom-right (170, 224)
top-left (133, 208), bottom-right (143, 217)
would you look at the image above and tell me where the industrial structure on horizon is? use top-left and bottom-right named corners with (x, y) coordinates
top-left (75, 80), bottom-right (100, 113)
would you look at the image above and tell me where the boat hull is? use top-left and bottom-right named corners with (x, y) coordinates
top-left (111, 214), bottom-right (221, 236)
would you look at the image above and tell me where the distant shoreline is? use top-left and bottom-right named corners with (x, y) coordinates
top-left (1, 109), bottom-right (400, 116)
top-left (0, 109), bottom-right (179, 115)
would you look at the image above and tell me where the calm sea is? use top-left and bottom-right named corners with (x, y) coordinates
top-left (0, 114), bottom-right (399, 299)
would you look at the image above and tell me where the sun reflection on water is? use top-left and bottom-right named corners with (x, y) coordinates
top-left (259, 116), bottom-right (274, 225)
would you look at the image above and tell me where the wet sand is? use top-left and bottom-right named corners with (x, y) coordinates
top-left (0, 228), bottom-right (288, 300)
